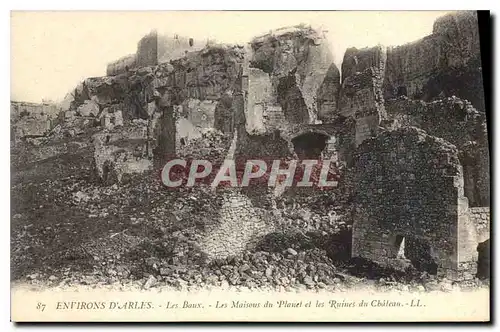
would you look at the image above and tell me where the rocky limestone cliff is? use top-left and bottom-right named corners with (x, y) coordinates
top-left (384, 11), bottom-right (483, 111)
top-left (335, 12), bottom-right (488, 204)
top-left (336, 11), bottom-right (484, 146)
top-left (247, 25), bottom-right (340, 128)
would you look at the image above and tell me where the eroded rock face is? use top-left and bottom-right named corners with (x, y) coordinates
top-left (384, 11), bottom-right (484, 111)
top-left (248, 25), bottom-right (339, 126)
top-left (316, 64), bottom-right (341, 122)
top-left (336, 11), bottom-right (485, 149)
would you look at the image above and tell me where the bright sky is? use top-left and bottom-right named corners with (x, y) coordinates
top-left (11, 11), bottom-right (452, 103)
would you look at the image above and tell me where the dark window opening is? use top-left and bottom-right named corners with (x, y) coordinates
top-left (477, 239), bottom-right (490, 279)
top-left (396, 86), bottom-right (407, 97)
top-left (102, 162), bottom-right (110, 183)
top-left (292, 132), bottom-right (329, 159)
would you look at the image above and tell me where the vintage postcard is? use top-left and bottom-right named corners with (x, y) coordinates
top-left (10, 10), bottom-right (490, 322)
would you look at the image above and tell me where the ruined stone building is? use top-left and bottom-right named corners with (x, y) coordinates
top-left (12, 11), bottom-right (489, 280)
top-left (10, 101), bottom-right (59, 141)
top-left (106, 30), bottom-right (208, 76)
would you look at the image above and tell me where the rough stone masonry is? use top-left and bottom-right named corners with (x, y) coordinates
top-left (350, 127), bottom-right (482, 280)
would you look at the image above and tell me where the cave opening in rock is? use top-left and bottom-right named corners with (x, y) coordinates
top-left (477, 239), bottom-right (490, 279)
top-left (292, 132), bottom-right (329, 159)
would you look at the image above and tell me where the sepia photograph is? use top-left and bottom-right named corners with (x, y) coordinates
top-left (9, 10), bottom-right (491, 322)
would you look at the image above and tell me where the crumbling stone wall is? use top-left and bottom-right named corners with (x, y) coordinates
top-left (351, 127), bottom-right (479, 280)
top-left (106, 54), bottom-right (137, 76)
top-left (11, 101), bottom-right (60, 141)
top-left (338, 45), bottom-right (387, 147)
top-left (154, 44), bottom-right (245, 164)
top-left (199, 190), bottom-right (275, 259)
top-left (12, 117), bottom-right (52, 141)
top-left (92, 121), bottom-right (153, 184)
top-left (11, 101), bottom-right (59, 121)
top-left (385, 97), bottom-right (489, 206)
top-left (99, 104), bottom-right (124, 130)
top-left (157, 34), bottom-right (207, 64)
top-left (137, 31), bottom-right (159, 67)
top-left (469, 207), bottom-right (490, 242)
top-left (245, 68), bottom-right (278, 133)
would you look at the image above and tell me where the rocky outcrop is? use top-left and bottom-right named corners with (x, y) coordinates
top-left (248, 25), bottom-right (339, 126)
top-left (60, 43), bottom-right (245, 181)
top-left (335, 11), bottom-right (484, 148)
top-left (383, 11), bottom-right (483, 111)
